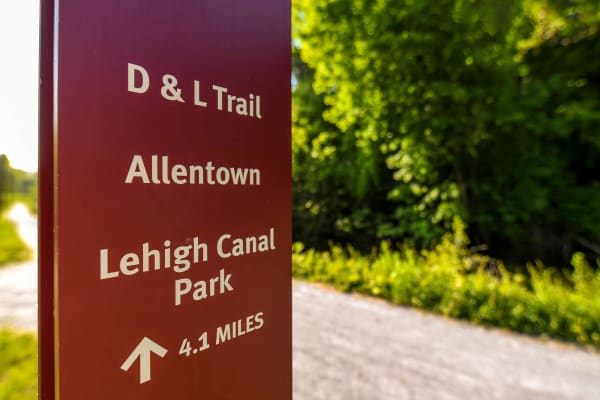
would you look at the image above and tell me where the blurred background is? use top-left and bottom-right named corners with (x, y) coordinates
top-left (0, 2), bottom-right (43, 398)
top-left (1, 0), bottom-right (600, 399)
top-left (291, 0), bottom-right (600, 348)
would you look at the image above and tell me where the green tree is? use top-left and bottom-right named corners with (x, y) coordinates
top-left (0, 155), bottom-right (15, 209)
top-left (513, 0), bottom-right (600, 258)
top-left (0, 154), bottom-right (37, 213)
top-left (293, 0), bottom-right (600, 263)
top-left (293, 44), bottom-right (394, 249)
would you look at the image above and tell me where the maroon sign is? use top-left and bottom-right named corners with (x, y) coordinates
top-left (39, 1), bottom-right (291, 399)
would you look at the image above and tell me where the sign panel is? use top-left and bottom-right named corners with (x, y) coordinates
top-left (40, 1), bottom-right (291, 398)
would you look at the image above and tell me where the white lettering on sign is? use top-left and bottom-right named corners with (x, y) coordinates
top-left (194, 80), bottom-right (208, 107)
top-left (161, 74), bottom-right (185, 102)
top-left (127, 62), bottom-right (263, 119)
top-left (98, 228), bottom-right (277, 305)
top-left (216, 312), bottom-right (264, 345)
top-left (217, 228), bottom-right (276, 259)
top-left (212, 84), bottom-right (262, 119)
top-left (124, 155), bottom-right (261, 186)
top-left (100, 236), bottom-right (208, 280)
top-left (174, 268), bottom-right (234, 306)
top-left (127, 63), bottom-right (150, 94)
top-left (176, 312), bottom-right (266, 361)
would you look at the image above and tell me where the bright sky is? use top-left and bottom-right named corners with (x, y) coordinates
top-left (0, 1), bottom-right (39, 173)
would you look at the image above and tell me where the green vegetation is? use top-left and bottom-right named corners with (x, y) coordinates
top-left (292, 0), bottom-right (600, 344)
top-left (0, 329), bottom-right (37, 400)
top-left (293, 0), bottom-right (600, 264)
top-left (0, 156), bottom-right (37, 397)
top-left (0, 217), bottom-right (30, 268)
top-left (0, 155), bottom-right (37, 216)
top-left (0, 154), bottom-right (35, 268)
top-left (293, 219), bottom-right (600, 348)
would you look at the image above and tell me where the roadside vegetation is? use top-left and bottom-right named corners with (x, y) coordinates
top-left (0, 217), bottom-right (30, 268)
top-left (0, 155), bottom-right (38, 399)
top-left (293, 219), bottom-right (600, 349)
top-left (0, 329), bottom-right (37, 400)
top-left (0, 154), bottom-right (36, 268)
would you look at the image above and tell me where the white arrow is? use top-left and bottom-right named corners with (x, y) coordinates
top-left (120, 337), bottom-right (168, 384)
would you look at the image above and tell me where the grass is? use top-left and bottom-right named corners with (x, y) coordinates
top-left (0, 329), bottom-right (37, 400)
top-left (0, 216), bottom-right (31, 268)
top-left (293, 218), bottom-right (600, 349)
top-left (0, 200), bottom-right (36, 398)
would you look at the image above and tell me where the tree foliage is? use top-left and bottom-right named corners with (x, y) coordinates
top-left (0, 155), bottom-right (37, 212)
top-left (293, 0), bottom-right (600, 263)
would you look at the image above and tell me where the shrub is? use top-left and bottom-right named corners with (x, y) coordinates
top-left (0, 329), bottom-right (37, 400)
top-left (0, 217), bottom-right (31, 267)
top-left (292, 219), bottom-right (600, 348)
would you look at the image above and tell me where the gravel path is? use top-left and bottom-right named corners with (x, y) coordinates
top-left (293, 281), bottom-right (600, 400)
top-left (2, 204), bottom-right (600, 399)
top-left (0, 258), bottom-right (37, 330)
top-left (0, 203), bottom-right (37, 331)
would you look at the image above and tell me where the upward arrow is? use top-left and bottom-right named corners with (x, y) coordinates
top-left (121, 337), bottom-right (168, 384)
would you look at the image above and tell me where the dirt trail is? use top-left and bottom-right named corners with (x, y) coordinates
top-left (0, 203), bottom-right (37, 331)
top-left (293, 281), bottom-right (600, 400)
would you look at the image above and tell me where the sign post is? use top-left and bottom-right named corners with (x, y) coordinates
top-left (39, 1), bottom-right (291, 398)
